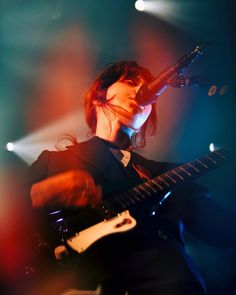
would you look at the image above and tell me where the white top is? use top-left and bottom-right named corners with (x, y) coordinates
top-left (109, 148), bottom-right (131, 167)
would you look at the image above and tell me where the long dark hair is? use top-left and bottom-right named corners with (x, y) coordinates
top-left (85, 61), bottom-right (157, 148)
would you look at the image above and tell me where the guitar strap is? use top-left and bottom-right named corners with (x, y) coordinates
top-left (132, 163), bottom-right (151, 181)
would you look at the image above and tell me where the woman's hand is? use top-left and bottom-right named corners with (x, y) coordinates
top-left (30, 170), bottom-right (102, 208)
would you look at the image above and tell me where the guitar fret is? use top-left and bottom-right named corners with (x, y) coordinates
top-left (118, 201), bottom-right (127, 209)
top-left (158, 176), bottom-right (170, 187)
top-left (119, 195), bottom-right (133, 207)
top-left (179, 166), bottom-right (191, 176)
top-left (214, 151), bottom-right (226, 159)
top-left (114, 196), bottom-right (129, 209)
top-left (120, 192), bottom-right (136, 205)
top-left (172, 170), bottom-right (184, 180)
top-left (165, 173), bottom-right (177, 183)
top-left (150, 179), bottom-right (164, 190)
top-left (196, 159), bottom-right (208, 168)
top-left (139, 184), bottom-right (152, 196)
top-left (145, 182), bottom-right (158, 193)
top-left (128, 196), bottom-right (136, 204)
top-left (205, 156), bottom-right (216, 164)
top-left (127, 191), bottom-right (141, 202)
top-left (131, 190), bottom-right (144, 201)
top-left (133, 187), bottom-right (146, 199)
top-left (186, 163), bottom-right (199, 172)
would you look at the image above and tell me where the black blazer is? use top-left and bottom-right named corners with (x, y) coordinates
top-left (29, 136), bottom-right (236, 291)
top-left (29, 136), bottom-right (236, 247)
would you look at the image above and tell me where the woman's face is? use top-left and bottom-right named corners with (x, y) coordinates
top-left (105, 75), bottom-right (152, 131)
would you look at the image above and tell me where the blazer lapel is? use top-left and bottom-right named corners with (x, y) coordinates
top-left (66, 136), bottom-right (127, 181)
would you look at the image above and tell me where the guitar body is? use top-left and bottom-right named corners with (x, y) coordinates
top-left (67, 210), bottom-right (136, 254)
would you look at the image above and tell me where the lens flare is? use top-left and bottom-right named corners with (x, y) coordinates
top-left (6, 142), bottom-right (15, 151)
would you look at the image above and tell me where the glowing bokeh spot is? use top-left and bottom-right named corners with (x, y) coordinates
top-left (209, 143), bottom-right (215, 152)
top-left (6, 142), bottom-right (15, 151)
top-left (135, 0), bottom-right (145, 11)
top-left (133, 0), bottom-right (201, 31)
top-left (7, 111), bottom-right (89, 165)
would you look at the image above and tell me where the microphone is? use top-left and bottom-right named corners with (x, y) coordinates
top-left (136, 44), bottom-right (206, 106)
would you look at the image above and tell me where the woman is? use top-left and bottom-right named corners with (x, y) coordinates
top-left (29, 61), bottom-right (236, 295)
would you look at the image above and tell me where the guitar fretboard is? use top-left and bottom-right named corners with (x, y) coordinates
top-left (103, 148), bottom-right (228, 216)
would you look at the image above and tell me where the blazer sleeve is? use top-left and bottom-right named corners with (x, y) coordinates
top-left (28, 150), bottom-right (50, 185)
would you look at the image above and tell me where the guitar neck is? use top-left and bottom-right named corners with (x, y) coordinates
top-left (103, 148), bottom-right (228, 214)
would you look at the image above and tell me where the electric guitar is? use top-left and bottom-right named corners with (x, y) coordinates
top-left (48, 148), bottom-right (228, 257)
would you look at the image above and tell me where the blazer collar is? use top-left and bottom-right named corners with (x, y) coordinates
top-left (66, 136), bottom-right (123, 178)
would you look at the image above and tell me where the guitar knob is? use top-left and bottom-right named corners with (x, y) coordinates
top-left (54, 245), bottom-right (69, 260)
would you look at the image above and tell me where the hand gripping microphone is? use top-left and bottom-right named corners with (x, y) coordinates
top-left (136, 44), bottom-right (206, 106)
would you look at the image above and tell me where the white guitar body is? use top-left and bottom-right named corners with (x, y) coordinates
top-left (66, 210), bottom-right (136, 254)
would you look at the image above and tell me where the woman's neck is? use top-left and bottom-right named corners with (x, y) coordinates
top-left (95, 121), bottom-right (134, 150)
